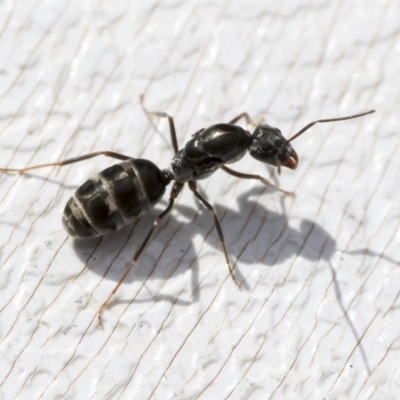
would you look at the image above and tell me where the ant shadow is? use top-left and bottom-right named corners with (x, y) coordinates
top-left (211, 186), bottom-right (338, 273)
top-left (200, 185), bottom-right (373, 373)
top-left (71, 182), bottom-right (376, 372)
top-left (72, 185), bottom-right (338, 303)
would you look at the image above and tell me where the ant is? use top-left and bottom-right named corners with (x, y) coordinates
top-left (0, 98), bottom-right (375, 324)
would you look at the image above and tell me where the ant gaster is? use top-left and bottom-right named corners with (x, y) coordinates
top-left (0, 98), bottom-right (375, 324)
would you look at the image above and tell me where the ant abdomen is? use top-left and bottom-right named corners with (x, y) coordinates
top-left (62, 158), bottom-right (170, 238)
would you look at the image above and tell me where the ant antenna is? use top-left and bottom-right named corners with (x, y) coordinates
top-left (287, 110), bottom-right (375, 143)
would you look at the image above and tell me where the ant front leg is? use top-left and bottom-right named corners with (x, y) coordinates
top-left (97, 181), bottom-right (184, 326)
top-left (228, 112), bottom-right (263, 129)
top-left (140, 94), bottom-right (179, 154)
top-left (221, 166), bottom-right (294, 196)
top-left (0, 151), bottom-right (132, 174)
top-left (188, 180), bottom-right (242, 289)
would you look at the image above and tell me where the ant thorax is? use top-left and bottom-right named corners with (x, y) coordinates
top-left (171, 123), bottom-right (251, 182)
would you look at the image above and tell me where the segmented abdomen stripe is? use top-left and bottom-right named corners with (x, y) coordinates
top-left (62, 159), bottom-right (167, 238)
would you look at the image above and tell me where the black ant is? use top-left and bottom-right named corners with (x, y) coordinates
top-left (0, 98), bottom-right (375, 324)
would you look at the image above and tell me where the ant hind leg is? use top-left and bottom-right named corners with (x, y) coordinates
top-left (97, 181), bottom-right (184, 326)
top-left (0, 151), bottom-right (132, 174)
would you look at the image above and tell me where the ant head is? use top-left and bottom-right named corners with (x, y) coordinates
top-left (248, 109), bottom-right (375, 171)
top-left (249, 124), bottom-right (298, 170)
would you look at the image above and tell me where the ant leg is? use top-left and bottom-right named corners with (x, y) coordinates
top-left (229, 112), bottom-right (258, 126)
top-left (97, 181), bottom-right (184, 326)
top-left (0, 151), bottom-right (131, 174)
top-left (221, 165), bottom-right (294, 196)
top-left (140, 94), bottom-right (179, 153)
top-left (188, 180), bottom-right (242, 289)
